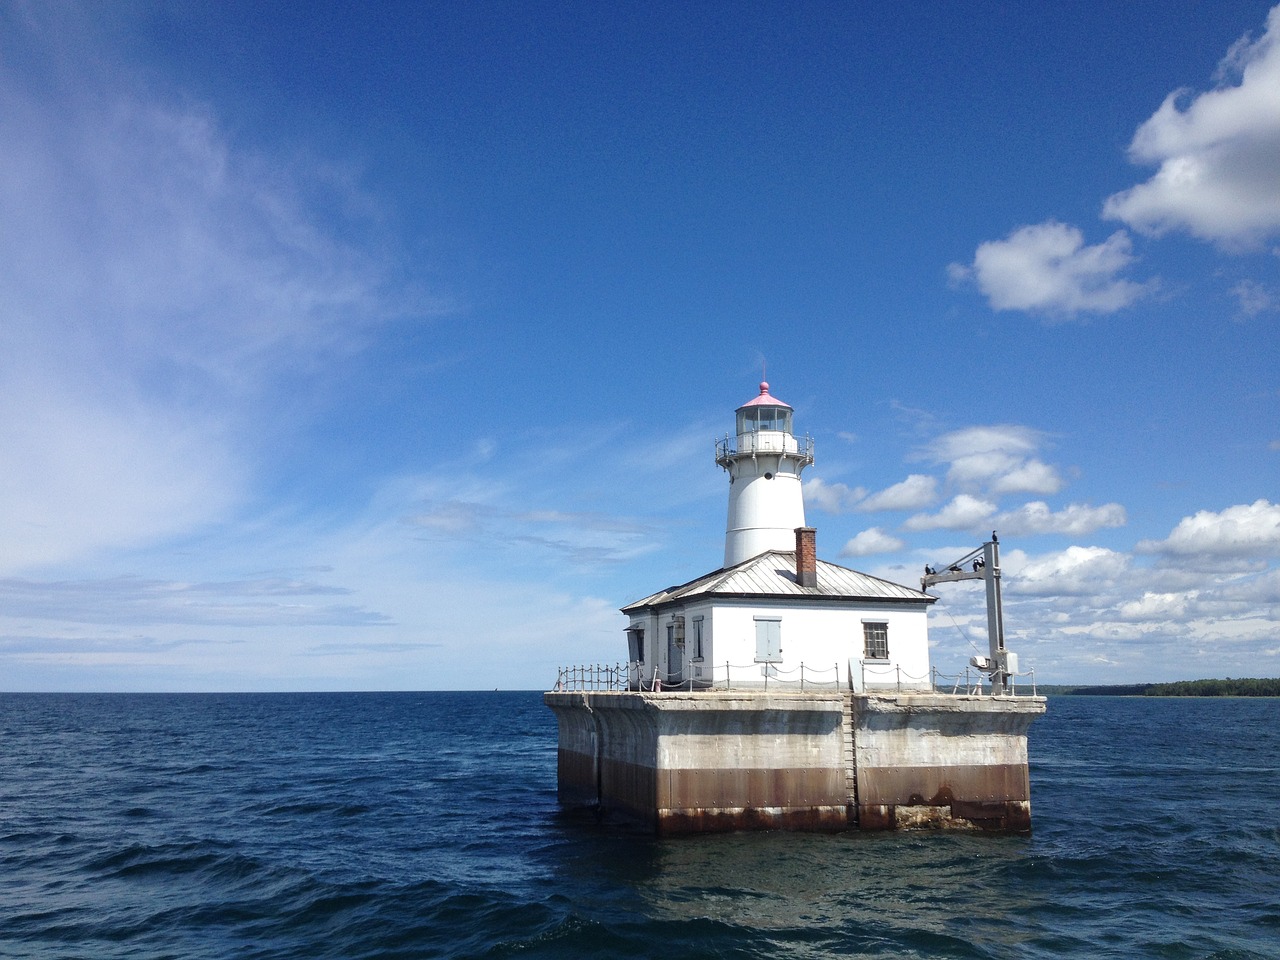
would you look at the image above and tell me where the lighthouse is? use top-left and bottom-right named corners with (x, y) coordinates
top-left (547, 378), bottom-right (1045, 837)
top-left (716, 381), bottom-right (815, 567)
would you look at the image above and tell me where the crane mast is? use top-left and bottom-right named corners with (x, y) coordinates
top-left (921, 533), bottom-right (1017, 695)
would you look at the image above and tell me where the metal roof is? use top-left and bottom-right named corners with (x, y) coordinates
top-left (621, 550), bottom-right (934, 613)
top-left (737, 381), bottom-right (793, 410)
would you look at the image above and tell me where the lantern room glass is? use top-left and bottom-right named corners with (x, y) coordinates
top-left (737, 406), bottom-right (792, 435)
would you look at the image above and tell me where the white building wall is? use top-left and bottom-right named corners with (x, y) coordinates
top-left (707, 599), bottom-right (932, 691)
top-left (630, 602), bottom-right (718, 688)
top-left (632, 598), bottom-right (931, 691)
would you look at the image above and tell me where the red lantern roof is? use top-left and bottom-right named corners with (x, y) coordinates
top-left (737, 381), bottom-right (793, 410)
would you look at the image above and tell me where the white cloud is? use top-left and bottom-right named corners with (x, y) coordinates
top-left (945, 451), bottom-right (1022, 487)
top-left (1003, 545), bottom-right (1131, 596)
top-left (1230, 279), bottom-right (1277, 316)
top-left (903, 494), bottom-right (997, 532)
top-left (803, 477), bottom-right (867, 513)
top-left (925, 535), bottom-right (1280, 685)
top-left (928, 424), bottom-right (1039, 463)
top-left (840, 528), bottom-right (906, 557)
top-left (950, 221), bottom-right (1152, 316)
top-left (1117, 591), bottom-right (1191, 622)
top-left (857, 474), bottom-right (938, 512)
top-left (988, 459), bottom-right (1062, 496)
top-left (924, 425), bottom-right (1063, 496)
top-left (992, 501), bottom-right (1127, 537)
top-left (1103, 6), bottom-right (1280, 245)
top-left (1217, 567), bottom-right (1280, 604)
top-left (1138, 499), bottom-right (1280, 558)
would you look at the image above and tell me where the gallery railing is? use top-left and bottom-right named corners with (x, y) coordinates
top-left (551, 660), bottom-right (1038, 696)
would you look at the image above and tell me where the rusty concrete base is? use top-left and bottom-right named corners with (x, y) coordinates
top-left (547, 690), bottom-right (849, 835)
top-left (851, 693), bottom-right (1045, 835)
top-left (544, 689), bottom-right (1045, 836)
top-left (660, 804), bottom-right (848, 834)
top-left (859, 800), bottom-right (1032, 833)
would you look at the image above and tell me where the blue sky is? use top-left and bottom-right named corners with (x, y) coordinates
top-left (1, 0), bottom-right (1277, 691)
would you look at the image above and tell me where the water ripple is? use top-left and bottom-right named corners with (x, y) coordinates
top-left (0, 692), bottom-right (1278, 959)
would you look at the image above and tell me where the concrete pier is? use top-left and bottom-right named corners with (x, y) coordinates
top-left (851, 693), bottom-right (1043, 832)
top-left (545, 689), bottom-right (1045, 835)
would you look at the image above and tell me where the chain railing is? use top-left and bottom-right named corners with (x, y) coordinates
top-left (551, 660), bottom-right (1039, 696)
top-left (928, 665), bottom-right (1038, 697)
top-left (552, 660), bottom-right (843, 692)
top-left (856, 660), bottom-right (933, 693)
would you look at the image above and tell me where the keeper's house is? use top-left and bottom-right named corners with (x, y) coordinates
top-left (622, 526), bottom-right (935, 694)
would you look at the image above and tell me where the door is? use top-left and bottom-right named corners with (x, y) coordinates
top-left (667, 623), bottom-right (684, 686)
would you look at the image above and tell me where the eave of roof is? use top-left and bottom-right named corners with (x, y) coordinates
top-left (620, 550), bottom-right (935, 614)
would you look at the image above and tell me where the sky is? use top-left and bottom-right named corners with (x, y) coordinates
top-left (1, 0), bottom-right (1277, 691)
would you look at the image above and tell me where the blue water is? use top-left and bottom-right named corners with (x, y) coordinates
top-left (1, 692), bottom-right (1277, 959)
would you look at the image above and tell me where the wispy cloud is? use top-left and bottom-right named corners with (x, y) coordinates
top-left (0, 7), bottom-right (408, 576)
top-left (0, 634), bottom-right (242, 655)
top-left (924, 425), bottom-right (1063, 496)
top-left (1230, 279), bottom-right (1278, 316)
top-left (0, 575), bottom-right (390, 627)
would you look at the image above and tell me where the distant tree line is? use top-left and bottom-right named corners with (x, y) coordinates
top-left (1048, 678), bottom-right (1280, 697)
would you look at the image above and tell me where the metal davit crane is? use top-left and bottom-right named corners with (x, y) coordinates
top-left (921, 532), bottom-right (1018, 695)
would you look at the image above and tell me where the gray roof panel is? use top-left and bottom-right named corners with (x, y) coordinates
top-left (621, 550), bottom-right (934, 613)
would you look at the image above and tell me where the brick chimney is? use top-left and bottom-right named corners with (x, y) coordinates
top-left (795, 527), bottom-right (817, 588)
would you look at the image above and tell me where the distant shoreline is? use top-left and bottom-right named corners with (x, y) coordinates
top-left (1036, 678), bottom-right (1280, 697)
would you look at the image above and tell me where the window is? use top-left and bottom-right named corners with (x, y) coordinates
top-left (737, 407), bottom-right (792, 435)
top-left (755, 617), bottom-right (782, 662)
top-left (627, 627), bottom-right (644, 663)
top-left (692, 617), bottom-right (704, 660)
top-left (863, 621), bottom-right (889, 660)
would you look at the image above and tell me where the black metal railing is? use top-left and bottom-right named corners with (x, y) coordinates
top-left (550, 660), bottom-right (1039, 696)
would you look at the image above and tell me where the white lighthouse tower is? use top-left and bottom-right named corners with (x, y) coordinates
top-left (715, 381), bottom-right (815, 567)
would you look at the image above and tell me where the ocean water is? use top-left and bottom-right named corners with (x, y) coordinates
top-left (1, 692), bottom-right (1277, 959)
